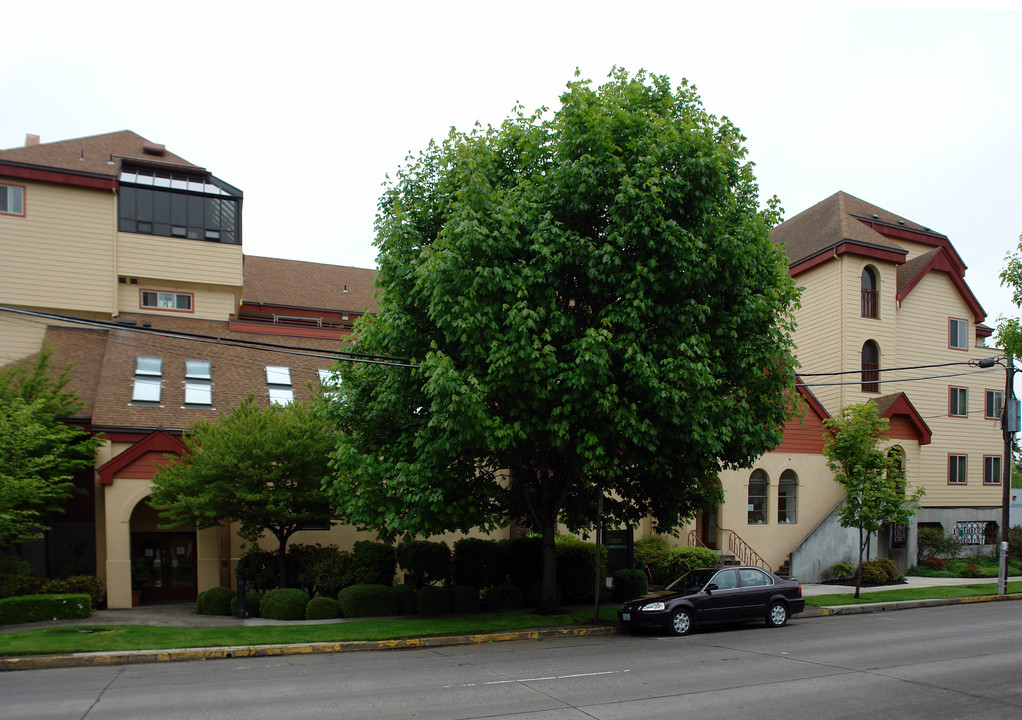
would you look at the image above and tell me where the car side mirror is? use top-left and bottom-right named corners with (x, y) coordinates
top-left (705, 583), bottom-right (718, 593)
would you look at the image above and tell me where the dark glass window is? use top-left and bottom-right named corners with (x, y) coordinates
top-left (861, 267), bottom-right (878, 318)
top-left (118, 167), bottom-right (241, 245)
top-left (861, 341), bottom-right (880, 392)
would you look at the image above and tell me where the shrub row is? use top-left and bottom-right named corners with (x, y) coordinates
top-left (0, 556), bottom-right (106, 607)
top-left (633, 537), bottom-right (719, 586)
top-left (0, 594), bottom-right (92, 626)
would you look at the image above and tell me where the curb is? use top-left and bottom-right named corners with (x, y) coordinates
top-left (0, 625), bottom-right (619, 672)
top-left (806, 591), bottom-right (1022, 617)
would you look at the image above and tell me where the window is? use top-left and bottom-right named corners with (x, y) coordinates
top-left (747, 470), bottom-right (768, 524)
top-left (948, 454), bottom-right (967, 485)
top-left (949, 318), bottom-right (968, 350)
top-left (141, 290), bottom-right (193, 312)
top-left (184, 359), bottom-right (212, 406)
top-left (861, 267), bottom-right (878, 318)
top-left (777, 470), bottom-right (797, 524)
top-left (738, 568), bottom-right (772, 587)
top-left (710, 568), bottom-right (738, 590)
top-left (954, 520), bottom-right (998, 545)
top-left (986, 390), bottom-right (1003, 420)
top-left (132, 356), bottom-right (162, 403)
top-left (0, 183), bottom-right (25, 216)
top-left (948, 387), bottom-right (968, 417)
top-left (118, 166), bottom-right (241, 245)
top-left (861, 340), bottom-right (879, 392)
top-left (318, 368), bottom-right (341, 396)
top-left (984, 455), bottom-right (1002, 485)
top-left (266, 365), bottom-right (293, 405)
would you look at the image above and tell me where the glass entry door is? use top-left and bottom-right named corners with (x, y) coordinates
top-left (131, 532), bottom-right (197, 603)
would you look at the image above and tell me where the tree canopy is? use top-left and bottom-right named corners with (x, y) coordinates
top-left (996, 232), bottom-right (1022, 359)
top-left (324, 68), bottom-right (801, 610)
top-left (149, 395), bottom-right (338, 588)
top-left (0, 347), bottom-right (102, 550)
top-left (823, 402), bottom-right (923, 597)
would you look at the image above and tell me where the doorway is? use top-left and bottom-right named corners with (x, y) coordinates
top-left (130, 532), bottom-right (197, 603)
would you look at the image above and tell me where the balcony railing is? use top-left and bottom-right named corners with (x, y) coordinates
top-left (861, 288), bottom-right (878, 318)
top-left (861, 362), bottom-right (879, 392)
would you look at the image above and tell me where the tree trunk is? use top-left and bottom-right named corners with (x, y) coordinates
top-left (854, 526), bottom-right (864, 599)
top-left (276, 534), bottom-right (289, 589)
top-left (537, 518), bottom-right (560, 614)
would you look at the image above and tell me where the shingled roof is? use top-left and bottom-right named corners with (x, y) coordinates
top-left (0, 130), bottom-right (199, 177)
top-left (242, 256), bottom-right (378, 314)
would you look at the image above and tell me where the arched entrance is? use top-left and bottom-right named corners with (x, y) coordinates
top-left (129, 499), bottom-right (198, 604)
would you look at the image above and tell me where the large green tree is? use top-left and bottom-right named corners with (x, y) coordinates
top-left (995, 232), bottom-right (1022, 358)
top-left (325, 69), bottom-right (800, 611)
top-left (823, 402), bottom-right (923, 598)
top-left (0, 348), bottom-right (102, 550)
top-left (149, 395), bottom-right (338, 588)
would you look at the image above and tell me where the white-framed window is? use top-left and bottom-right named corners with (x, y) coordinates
top-left (777, 470), bottom-right (797, 524)
top-left (141, 290), bottom-right (193, 312)
top-left (948, 454), bottom-right (967, 485)
top-left (747, 469), bottom-right (768, 524)
top-left (984, 455), bottom-right (1002, 485)
top-left (986, 390), bottom-right (1003, 420)
top-left (266, 365), bottom-right (293, 405)
top-left (132, 356), bottom-right (162, 403)
top-left (318, 368), bottom-right (341, 397)
top-left (184, 359), bottom-right (212, 405)
top-left (949, 318), bottom-right (968, 350)
top-left (949, 387), bottom-right (968, 417)
top-left (0, 183), bottom-right (25, 216)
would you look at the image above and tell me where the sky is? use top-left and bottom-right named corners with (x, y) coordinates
top-left (3, 1), bottom-right (1021, 335)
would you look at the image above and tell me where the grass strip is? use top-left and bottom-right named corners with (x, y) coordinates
top-left (0, 608), bottom-right (619, 656)
top-left (805, 581), bottom-right (1022, 607)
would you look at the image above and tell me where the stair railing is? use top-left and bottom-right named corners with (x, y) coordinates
top-left (715, 526), bottom-right (771, 572)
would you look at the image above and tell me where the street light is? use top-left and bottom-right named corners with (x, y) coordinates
top-left (976, 355), bottom-right (1018, 596)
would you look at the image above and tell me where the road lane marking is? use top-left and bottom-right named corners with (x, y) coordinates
top-left (446, 669), bottom-right (630, 688)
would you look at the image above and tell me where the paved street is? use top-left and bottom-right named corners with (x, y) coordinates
top-left (4, 601), bottom-right (1022, 719)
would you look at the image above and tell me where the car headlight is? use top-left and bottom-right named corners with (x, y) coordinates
top-left (640, 602), bottom-right (665, 612)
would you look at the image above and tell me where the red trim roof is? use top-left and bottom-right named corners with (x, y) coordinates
top-left (873, 393), bottom-right (932, 445)
top-left (98, 430), bottom-right (187, 485)
top-left (896, 247), bottom-right (985, 323)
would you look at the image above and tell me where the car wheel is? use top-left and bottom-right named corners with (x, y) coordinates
top-left (669, 609), bottom-right (694, 636)
top-left (766, 601), bottom-right (788, 628)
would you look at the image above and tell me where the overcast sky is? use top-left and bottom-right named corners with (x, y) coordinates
top-left (3, 1), bottom-right (1021, 338)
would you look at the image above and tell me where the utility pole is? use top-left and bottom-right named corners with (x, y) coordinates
top-left (980, 355), bottom-right (1018, 597)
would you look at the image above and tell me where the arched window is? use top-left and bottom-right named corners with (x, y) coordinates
top-left (748, 470), bottom-right (768, 525)
top-left (778, 470), bottom-right (797, 524)
top-left (861, 267), bottom-right (878, 318)
top-left (861, 340), bottom-right (880, 392)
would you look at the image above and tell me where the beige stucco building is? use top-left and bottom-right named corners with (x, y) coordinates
top-left (2, 133), bottom-right (1005, 603)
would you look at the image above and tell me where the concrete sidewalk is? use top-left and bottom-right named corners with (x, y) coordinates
top-left (800, 574), bottom-right (1022, 596)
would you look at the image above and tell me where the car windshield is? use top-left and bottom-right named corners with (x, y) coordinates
top-left (665, 568), bottom-right (718, 595)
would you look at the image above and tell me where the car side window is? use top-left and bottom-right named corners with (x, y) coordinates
top-left (711, 569), bottom-right (738, 590)
top-left (739, 569), bottom-right (771, 587)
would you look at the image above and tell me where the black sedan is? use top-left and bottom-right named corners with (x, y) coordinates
top-left (618, 566), bottom-right (805, 636)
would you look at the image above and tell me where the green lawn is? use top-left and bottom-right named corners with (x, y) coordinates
top-left (805, 580), bottom-right (1022, 606)
top-left (0, 608), bottom-right (619, 656)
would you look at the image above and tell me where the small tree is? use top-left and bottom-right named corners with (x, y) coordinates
top-left (149, 394), bottom-right (337, 588)
top-left (823, 402), bottom-right (924, 597)
top-left (0, 348), bottom-right (102, 550)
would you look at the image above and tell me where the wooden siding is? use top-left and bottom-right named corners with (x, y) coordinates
top-left (839, 257), bottom-right (900, 411)
top-left (116, 233), bottom-right (243, 288)
top-left (0, 178), bottom-right (116, 314)
top-left (790, 261), bottom-right (843, 414)
top-left (116, 282), bottom-right (239, 322)
top-left (0, 315), bottom-right (49, 365)
top-left (775, 399), bottom-right (828, 455)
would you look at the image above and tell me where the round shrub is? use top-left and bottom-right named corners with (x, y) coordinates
top-left (483, 584), bottom-right (523, 610)
top-left (393, 584), bottom-right (417, 615)
top-left (397, 539), bottom-right (451, 588)
top-left (416, 585), bottom-right (452, 616)
top-left (859, 558), bottom-right (900, 585)
top-left (633, 537), bottom-right (718, 586)
top-left (230, 592), bottom-right (263, 618)
top-left (453, 538), bottom-right (505, 589)
top-left (830, 561), bottom-right (855, 580)
top-left (450, 585), bottom-right (480, 614)
top-left (352, 541), bottom-right (397, 586)
top-left (612, 569), bottom-right (648, 601)
top-left (62, 575), bottom-right (106, 608)
top-left (338, 584), bottom-right (399, 618)
top-left (501, 537), bottom-right (543, 590)
top-left (556, 536), bottom-right (606, 603)
top-left (196, 586), bottom-right (236, 616)
top-left (305, 596), bottom-right (339, 620)
top-left (236, 548), bottom-right (283, 592)
top-left (261, 588), bottom-right (310, 620)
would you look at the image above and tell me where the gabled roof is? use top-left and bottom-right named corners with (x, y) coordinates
top-left (871, 392), bottom-right (932, 445)
top-left (97, 430), bottom-right (187, 485)
top-left (0, 130), bottom-right (198, 179)
top-left (242, 256), bottom-right (377, 315)
top-left (897, 248), bottom-right (985, 322)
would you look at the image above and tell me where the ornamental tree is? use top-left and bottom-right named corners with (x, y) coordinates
top-left (823, 402), bottom-right (923, 598)
top-left (0, 348), bottom-right (102, 550)
top-left (149, 395), bottom-right (338, 588)
top-left (324, 68), bottom-right (800, 612)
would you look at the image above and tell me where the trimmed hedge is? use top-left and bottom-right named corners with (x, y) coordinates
top-left (556, 536), bottom-right (606, 603)
top-left (612, 569), bottom-right (648, 601)
top-left (230, 592), bottom-right (263, 618)
top-left (352, 542), bottom-right (397, 586)
top-left (416, 585), bottom-right (452, 616)
top-left (338, 584), bottom-right (398, 618)
top-left (305, 596), bottom-right (339, 620)
top-left (397, 540), bottom-right (451, 588)
top-left (196, 586), bottom-right (236, 616)
top-left (501, 537), bottom-right (543, 590)
top-left (0, 594), bottom-right (92, 626)
top-left (393, 584), bottom-right (417, 615)
top-left (450, 585), bottom-right (480, 614)
top-left (261, 588), bottom-right (310, 620)
top-left (859, 558), bottom-right (900, 585)
top-left (452, 538), bottom-right (505, 589)
top-left (483, 584), bottom-right (523, 610)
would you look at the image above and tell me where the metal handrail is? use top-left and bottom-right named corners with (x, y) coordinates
top-left (716, 525), bottom-right (771, 572)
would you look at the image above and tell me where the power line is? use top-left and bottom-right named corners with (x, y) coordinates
top-left (0, 305), bottom-right (419, 369)
top-left (796, 366), bottom-right (1003, 388)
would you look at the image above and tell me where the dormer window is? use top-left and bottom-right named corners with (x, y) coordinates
top-left (861, 267), bottom-right (878, 318)
top-left (184, 360), bottom-right (212, 406)
top-left (266, 365), bottom-right (294, 405)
